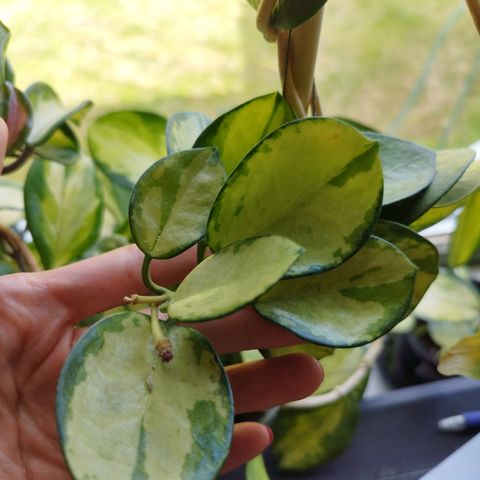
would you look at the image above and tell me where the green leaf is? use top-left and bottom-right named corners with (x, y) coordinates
top-left (409, 202), bottom-right (460, 232)
top-left (88, 110), bottom-right (167, 190)
top-left (374, 220), bottom-right (438, 313)
top-left (438, 332), bottom-right (480, 379)
top-left (254, 237), bottom-right (417, 347)
top-left (168, 235), bottom-right (304, 322)
top-left (364, 133), bottom-right (436, 206)
top-left (208, 117), bottom-right (382, 278)
top-left (448, 190), bottom-right (480, 266)
top-left (263, 343), bottom-right (334, 361)
top-left (271, 375), bottom-right (367, 471)
top-left (130, 148), bottom-right (226, 259)
top-left (382, 148), bottom-right (476, 225)
top-left (24, 158), bottom-right (103, 269)
top-left (34, 123), bottom-right (80, 165)
top-left (166, 112), bottom-right (211, 155)
top-left (246, 455), bottom-right (270, 480)
top-left (427, 320), bottom-right (478, 350)
top-left (5, 58), bottom-right (14, 84)
top-left (26, 82), bottom-right (92, 146)
top-left (0, 22), bottom-right (10, 84)
top-left (0, 179), bottom-right (23, 225)
top-left (414, 269), bottom-right (480, 324)
top-left (436, 160), bottom-right (480, 207)
top-left (271, 0), bottom-right (328, 30)
top-left (194, 92), bottom-right (295, 176)
top-left (57, 312), bottom-right (233, 480)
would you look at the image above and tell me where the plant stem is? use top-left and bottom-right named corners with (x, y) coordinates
top-left (0, 224), bottom-right (40, 272)
top-left (141, 255), bottom-right (173, 295)
top-left (466, 0), bottom-right (480, 37)
top-left (150, 304), bottom-right (173, 363)
top-left (1, 145), bottom-right (34, 175)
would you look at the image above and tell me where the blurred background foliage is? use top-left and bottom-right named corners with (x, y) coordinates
top-left (2, 0), bottom-right (480, 148)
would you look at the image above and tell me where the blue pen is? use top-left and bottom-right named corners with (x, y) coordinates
top-left (438, 411), bottom-right (480, 432)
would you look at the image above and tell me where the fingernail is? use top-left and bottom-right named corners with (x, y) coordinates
top-left (265, 426), bottom-right (274, 445)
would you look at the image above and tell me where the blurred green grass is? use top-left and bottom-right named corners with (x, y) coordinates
top-left (2, 0), bottom-right (480, 148)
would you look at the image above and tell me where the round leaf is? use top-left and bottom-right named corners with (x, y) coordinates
top-left (166, 111), bottom-right (211, 155)
top-left (168, 235), bottom-right (304, 322)
top-left (382, 148), bottom-right (476, 225)
top-left (194, 92), bottom-right (295, 176)
top-left (208, 118), bottom-right (383, 278)
top-left (254, 237), bottom-right (417, 347)
top-left (439, 332), bottom-right (480, 379)
top-left (57, 312), bottom-right (233, 480)
top-left (130, 148), bottom-right (225, 259)
top-left (374, 220), bottom-right (438, 313)
top-left (365, 132), bottom-right (436, 206)
top-left (88, 110), bottom-right (167, 189)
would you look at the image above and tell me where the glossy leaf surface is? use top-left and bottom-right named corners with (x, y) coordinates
top-left (272, 377), bottom-right (367, 471)
top-left (255, 237), bottom-right (417, 347)
top-left (414, 269), bottom-right (480, 324)
top-left (166, 112), bottom-right (211, 154)
top-left (381, 148), bottom-right (476, 224)
top-left (448, 190), bottom-right (480, 267)
top-left (439, 332), bottom-right (480, 379)
top-left (34, 124), bottom-right (79, 165)
top-left (57, 312), bottom-right (233, 480)
top-left (409, 203), bottom-right (460, 232)
top-left (88, 110), bottom-right (167, 189)
top-left (365, 133), bottom-right (435, 205)
top-left (208, 118), bottom-right (382, 278)
top-left (194, 92), bottom-right (295, 175)
top-left (169, 235), bottom-right (303, 322)
top-left (26, 82), bottom-right (92, 146)
top-left (130, 148), bottom-right (225, 259)
top-left (24, 158), bottom-right (102, 268)
top-left (271, 0), bottom-right (328, 30)
top-left (374, 220), bottom-right (438, 313)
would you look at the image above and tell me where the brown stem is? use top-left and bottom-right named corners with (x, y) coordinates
top-left (0, 224), bottom-right (40, 272)
top-left (1, 145), bottom-right (34, 175)
top-left (466, 0), bottom-right (480, 37)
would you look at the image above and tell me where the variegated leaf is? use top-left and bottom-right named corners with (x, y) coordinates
top-left (130, 148), bottom-right (225, 259)
top-left (57, 312), bottom-right (233, 480)
top-left (88, 110), bottom-right (167, 189)
top-left (24, 158), bottom-right (103, 268)
top-left (365, 133), bottom-right (435, 206)
top-left (427, 320), bottom-right (478, 350)
top-left (169, 235), bottom-right (303, 322)
top-left (34, 123), bottom-right (79, 165)
top-left (409, 203), bottom-right (460, 232)
top-left (255, 237), bottom-right (417, 347)
top-left (374, 220), bottom-right (438, 313)
top-left (166, 112), bottom-right (211, 155)
top-left (194, 92), bottom-right (295, 175)
top-left (381, 148), bottom-right (476, 225)
top-left (438, 332), bottom-right (480, 379)
top-left (208, 118), bottom-right (382, 278)
top-left (436, 160), bottom-right (480, 207)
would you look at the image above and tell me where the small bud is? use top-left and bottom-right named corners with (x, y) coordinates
top-left (156, 339), bottom-right (173, 363)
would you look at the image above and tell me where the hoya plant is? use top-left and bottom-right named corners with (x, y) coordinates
top-left (1, 1), bottom-right (480, 479)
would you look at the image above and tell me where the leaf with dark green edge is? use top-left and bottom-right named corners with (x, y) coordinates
top-left (262, 343), bottom-right (334, 361)
top-left (364, 132), bottom-right (436, 206)
top-left (254, 237), bottom-right (417, 347)
top-left (448, 190), bottom-right (480, 267)
top-left (24, 157), bottom-right (103, 269)
top-left (130, 148), bottom-right (226, 259)
top-left (25, 82), bottom-right (92, 147)
top-left (381, 148), bottom-right (476, 224)
top-left (409, 202), bottom-right (461, 232)
top-left (271, 0), bottom-right (328, 30)
top-left (194, 92), bottom-right (295, 176)
top-left (0, 179), bottom-right (23, 225)
top-left (0, 22), bottom-right (10, 84)
top-left (166, 111), bottom-right (211, 155)
top-left (438, 332), bottom-right (480, 379)
top-left (246, 455), bottom-right (270, 480)
top-left (208, 117), bottom-right (383, 278)
top-left (414, 269), bottom-right (480, 324)
top-left (5, 58), bottom-right (14, 84)
top-left (271, 375), bottom-right (368, 471)
top-left (436, 160), bottom-right (480, 207)
top-left (168, 235), bottom-right (303, 322)
top-left (427, 320), bottom-right (478, 350)
top-left (374, 220), bottom-right (438, 313)
top-left (57, 311), bottom-right (234, 480)
top-left (34, 123), bottom-right (79, 165)
top-left (88, 110), bottom-right (167, 190)
top-left (335, 117), bottom-right (379, 133)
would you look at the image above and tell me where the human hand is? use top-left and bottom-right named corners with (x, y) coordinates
top-left (0, 244), bottom-right (323, 479)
